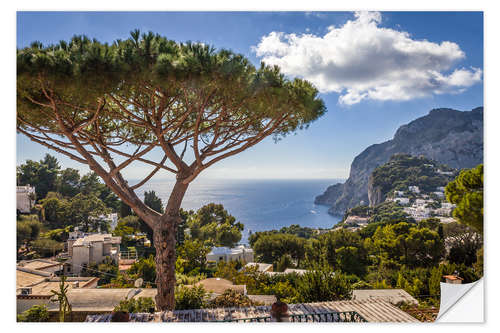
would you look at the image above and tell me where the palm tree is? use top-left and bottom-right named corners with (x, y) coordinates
top-left (50, 276), bottom-right (72, 322)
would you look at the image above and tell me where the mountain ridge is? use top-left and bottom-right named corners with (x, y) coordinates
top-left (315, 106), bottom-right (483, 215)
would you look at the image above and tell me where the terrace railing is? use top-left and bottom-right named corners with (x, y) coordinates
top-left (223, 311), bottom-right (367, 323)
top-left (119, 250), bottom-right (138, 260)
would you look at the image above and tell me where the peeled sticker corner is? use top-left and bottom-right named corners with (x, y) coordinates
top-left (436, 278), bottom-right (484, 323)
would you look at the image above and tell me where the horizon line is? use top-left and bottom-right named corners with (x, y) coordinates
top-left (127, 177), bottom-right (347, 182)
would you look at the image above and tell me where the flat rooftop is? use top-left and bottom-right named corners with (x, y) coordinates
top-left (73, 234), bottom-right (121, 246)
top-left (47, 288), bottom-right (140, 312)
top-left (17, 274), bottom-right (99, 296)
top-left (16, 269), bottom-right (47, 288)
top-left (352, 289), bottom-right (418, 305)
top-left (19, 259), bottom-right (62, 271)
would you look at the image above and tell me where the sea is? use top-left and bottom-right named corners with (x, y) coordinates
top-left (137, 178), bottom-right (344, 244)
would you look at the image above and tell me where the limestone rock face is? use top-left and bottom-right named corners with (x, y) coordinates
top-left (315, 107), bottom-right (483, 215)
top-left (367, 175), bottom-right (385, 207)
top-left (314, 183), bottom-right (343, 206)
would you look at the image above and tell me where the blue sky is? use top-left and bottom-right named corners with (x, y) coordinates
top-left (16, 11), bottom-right (483, 180)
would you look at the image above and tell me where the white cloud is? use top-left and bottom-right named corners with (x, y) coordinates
top-left (253, 11), bottom-right (482, 105)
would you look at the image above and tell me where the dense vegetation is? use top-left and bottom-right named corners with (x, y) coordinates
top-left (16, 153), bottom-right (483, 317)
top-left (113, 297), bottom-right (156, 314)
top-left (16, 154), bottom-right (245, 261)
top-left (335, 154), bottom-right (463, 229)
top-left (370, 154), bottom-right (457, 198)
top-left (207, 289), bottom-right (261, 308)
top-left (17, 30), bottom-right (326, 310)
top-left (445, 164), bottom-right (483, 233)
top-left (187, 203), bottom-right (244, 248)
top-left (16, 154), bottom-right (121, 259)
top-left (101, 161), bottom-right (482, 309)
top-left (17, 305), bottom-right (49, 322)
top-left (229, 209), bottom-right (480, 309)
top-left (339, 201), bottom-right (414, 228)
top-left (17, 154), bottom-right (120, 213)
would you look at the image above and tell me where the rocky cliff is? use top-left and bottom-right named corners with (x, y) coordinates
top-left (315, 107), bottom-right (483, 215)
top-left (367, 176), bottom-right (384, 207)
top-left (367, 154), bottom-right (458, 206)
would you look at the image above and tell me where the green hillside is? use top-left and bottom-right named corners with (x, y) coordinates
top-left (370, 154), bottom-right (457, 198)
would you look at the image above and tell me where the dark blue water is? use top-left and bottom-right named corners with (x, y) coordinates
top-left (138, 178), bottom-right (343, 243)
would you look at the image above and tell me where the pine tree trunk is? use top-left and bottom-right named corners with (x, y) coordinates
top-left (153, 178), bottom-right (189, 311)
top-left (153, 221), bottom-right (177, 311)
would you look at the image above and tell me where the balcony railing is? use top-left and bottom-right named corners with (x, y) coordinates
top-left (119, 250), bottom-right (138, 260)
top-left (222, 311), bottom-right (367, 323)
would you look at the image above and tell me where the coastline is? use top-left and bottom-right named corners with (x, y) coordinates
top-left (136, 178), bottom-right (345, 242)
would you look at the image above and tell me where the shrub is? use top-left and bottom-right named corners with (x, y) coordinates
top-left (40, 226), bottom-right (71, 242)
top-left (176, 273), bottom-right (207, 286)
top-left (206, 289), bottom-right (261, 308)
top-left (252, 233), bottom-right (306, 266)
top-left (31, 238), bottom-right (64, 257)
top-left (113, 297), bottom-right (156, 313)
top-left (175, 285), bottom-right (208, 310)
top-left (262, 281), bottom-right (298, 303)
top-left (17, 216), bottom-right (42, 247)
top-left (372, 279), bottom-right (391, 289)
top-left (127, 255), bottom-right (156, 284)
top-left (352, 280), bottom-right (372, 290)
top-left (214, 260), bottom-right (241, 281)
top-left (276, 254), bottom-right (294, 272)
top-left (17, 304), bottom-right (49, 322)
top-left (176, 239), bottom-right (210, 275)
top-left (107, 273), bottom-right (134, 288)
top-left (295, 266), bottom-right (352, 302)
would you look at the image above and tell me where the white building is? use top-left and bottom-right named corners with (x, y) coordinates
top-left (264, 268), bottom-right (311, 277)
top-left (100, 213), bottom-right (119, 230)
top-left (344, 215), bottom-right (370, 226)
top-left (391, 197), bottom-right (410, 205)
top-left (206, 245), bottom-right (254, 263)
top-left (409, 186), bottom-right (420, 194)
top-left (357, 220), bottom-right (369, 228)
top-left (415, 198), bottom-right (434, 207)
top-left (434, 207), bottom-right (453, 217)
top-left (394, 191), bottom-right (405, 197)
top-left (439, 217), bottom-right (456, 224)
top-left (437, 170), bottom-right (454, 176)
top-left (437, 186), bottom-right (446, 192)
top-left (432, 191), bottom-right (445, 198)
top-left (67, 232), bottom-right (121, 275)
top-left (17, 185), bottom-right (36, 213)
top-left (442, 202), bottom-right (456, 210)
top-left (403, 206), bottom-right (431, 221)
